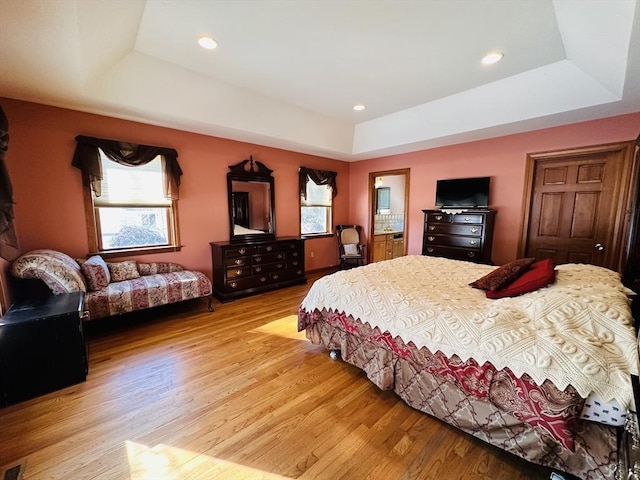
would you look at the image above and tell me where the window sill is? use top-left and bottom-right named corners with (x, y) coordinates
top-left (301, 233), bottom-right (334, 240)
top-left (91, 245), bottom-right (182, 259)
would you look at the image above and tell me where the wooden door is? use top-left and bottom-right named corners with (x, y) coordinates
top-left (232, 192), bottom-right (250, 228)
top-left (520, 142), bottom-right (635, 271)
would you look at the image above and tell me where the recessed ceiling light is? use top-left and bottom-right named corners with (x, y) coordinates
top-left (482, 51), bottom-right (504, 65)
top-left (353, 104), bottom-right (366, 111)
top-left (198, 36), bottom-right (218, 50)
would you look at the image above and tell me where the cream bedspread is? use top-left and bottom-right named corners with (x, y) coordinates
top-left (300, 255), bottom-right (639, 408)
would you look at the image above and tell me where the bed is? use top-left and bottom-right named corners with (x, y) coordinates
top-left (297, 255), bottom-right (639, 479)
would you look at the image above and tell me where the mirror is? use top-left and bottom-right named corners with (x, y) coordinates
top-left (376, 187), bottom-right (391, 213)
top-left (227, 156), bottom-right (276, 243)
top-left (369, 169), bottom-right (410, 262)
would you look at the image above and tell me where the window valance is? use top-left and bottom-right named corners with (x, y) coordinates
top-left (298, 167), bottom-right (337, 200)
top-left (71, 135), bottom-right (183, 200)
top-left (0, 105), bottom-right (19, 261)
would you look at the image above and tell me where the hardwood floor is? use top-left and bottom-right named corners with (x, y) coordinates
top-left (0, 270), bottom-right (554, 480)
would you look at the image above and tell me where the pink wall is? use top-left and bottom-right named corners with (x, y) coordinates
top-left (349, 113), bottom-right (640, 265)
top-left (0, 98), bottom-right (350, 283)
top-left (1, 96), bottom-right (638, 292)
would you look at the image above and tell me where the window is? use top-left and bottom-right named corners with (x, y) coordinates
top-left (91, 151), bottom-right (177, 251)
top-left (72, 135), bottom-right (182, 256)
top-left (301, 178), bottom-right (333, 235)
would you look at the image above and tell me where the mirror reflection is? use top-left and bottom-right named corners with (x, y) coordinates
top-left (231, 180), bottom-right (272, 235)
top-left (227, 156), bottom-right (276, 242)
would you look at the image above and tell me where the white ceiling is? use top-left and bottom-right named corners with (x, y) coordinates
top-left (1, 0), bottom-right (638, 161)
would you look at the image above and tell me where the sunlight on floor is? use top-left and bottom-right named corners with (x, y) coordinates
top-left (251, 315), bottom-right (307, 340)
top-left (126, 441), bottom-right (293, 480)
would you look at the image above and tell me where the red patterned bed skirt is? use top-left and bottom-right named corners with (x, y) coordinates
top-left (299, 307), bottom-right (617, 480)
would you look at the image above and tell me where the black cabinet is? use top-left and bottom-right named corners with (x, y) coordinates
top-left (422, 209), bottom-right (496, 264)
top-left (0, 292), bottom-right (88, 406)
top-left (211, 237), bottom-right (306, 302)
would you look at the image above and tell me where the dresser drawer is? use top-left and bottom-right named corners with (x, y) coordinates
top-left (424, 234), bottom-right (482, 249)
top-left (270, 268), bottom-right (305, 283)
top-left (451, 213), bottom-right (485, 224)
top-left (423, 244), bottom-right (481, 261)
top-left (226, 275), bottom-right (265, 291)
top-left (426, 213), bottom-right (451, 223)
top-left (253, 262), bottom-right (286, 274)
top-left (252, 251), bottom-right (286, 264)
top-left (288, 258), bottom-right (304, 270)
top-left (256, 243), bottom-right (280, 253)
top-left (225, 256), bottom-right (251, 268)
top-left (425, 223), bottom-right (483, 236)
top-left (256, 241), bottom-right (302, 253)
top-left (224, 246), bottom-right (257, 257)
top-left (226, 266), bottom-right (251, 279)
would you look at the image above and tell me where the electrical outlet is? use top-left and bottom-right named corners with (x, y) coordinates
top-left (310, 251), bottom-right (315, 258)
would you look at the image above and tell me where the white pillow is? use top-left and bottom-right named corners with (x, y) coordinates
top-left (343, 244), bottom-right (358, 255)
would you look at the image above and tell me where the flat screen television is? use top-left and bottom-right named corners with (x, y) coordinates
top-left (435, 176), bottom-right (490, 208)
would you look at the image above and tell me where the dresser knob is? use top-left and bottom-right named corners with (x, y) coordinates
top-left (277, 263), bottom-right (284, 269)
top-left (469, 240), bottom-right (477, 246)
top-left (435, 215), bottom-right (442, 220)
top-left (470, 227), bottom-right (478, 233)
top-left (255, 256), bottom-right (262, 262)
top-left (266, 246), bottom-right (273, 251)
top-left (464, 216), bottom-right (471, 221)
top-left (239, 248), bottom-right (246, 254)
top-left (255, 266), bottom-right (262, 272)
top-left (234, 259), bottom-right (242, 265)
top-left (277, 253), bottom-right (283, 259)
top-left (292, 252), bottom-right (299, 257)
top-left (230, 282), bottom-right (238, 288)
top-left (292, 261), bottom-right (299, 266)
top-left (467, 252), bottom-right (476, 257)
top-left (427, 247), bottom-right (434, 253)
top-left (260, 276), bottom-right (267, 282)
top-left (428, 226), bottom-right (435, 231)
top-left (272, 274), bottom-right (279, 280)
top-left (235, 269), bottom-right (242, 275)
top-left (427, 236), bottom-right (435, 241)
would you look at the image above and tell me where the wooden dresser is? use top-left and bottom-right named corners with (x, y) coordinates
top-left (422, 209), bottom-right (496, 264)
top-left (210, 237), bottom-right (306, 302)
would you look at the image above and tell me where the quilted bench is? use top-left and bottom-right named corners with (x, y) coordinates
top-left (10, 249), bottom-right (213, 320)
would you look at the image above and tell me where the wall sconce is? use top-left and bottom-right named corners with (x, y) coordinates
top-left (375, 177), bottom-right (383, 189)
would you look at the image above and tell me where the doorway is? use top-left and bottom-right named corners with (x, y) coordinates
top-left (368, 169), bottom-right (410, 263)
top-left (518, 141), bottom-right (636, 272)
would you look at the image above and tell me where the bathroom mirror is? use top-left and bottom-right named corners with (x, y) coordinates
top-left (227, 156), bottom-right (275, 243)
top-left (376, 187), bottom-right (391, 212)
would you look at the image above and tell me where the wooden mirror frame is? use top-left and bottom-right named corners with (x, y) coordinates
top-left (227, 156), bottom-right (276, 243)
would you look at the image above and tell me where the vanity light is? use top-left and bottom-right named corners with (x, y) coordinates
top-left (198, 36), bottom-right (218, 50)
top-left (481, 51), bottom-right (504, 65)
top-left (353, 104), bottom-right (366, 111)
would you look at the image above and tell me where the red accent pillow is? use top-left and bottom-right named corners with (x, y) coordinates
top-left (469, 258), bottom-right (536, 291)
top-left (486, 258), bottom-right (556, 299)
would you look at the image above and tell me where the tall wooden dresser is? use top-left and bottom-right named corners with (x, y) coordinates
top-left (422, 209), bottom-right (496, 264)
top-left (211, 237), bottom-right (306, 302)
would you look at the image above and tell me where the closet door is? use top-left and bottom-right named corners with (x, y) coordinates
top-left (520, 141), bottom-right (635, 271)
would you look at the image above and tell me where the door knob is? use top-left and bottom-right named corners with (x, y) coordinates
top-left (595, 243), bottom-right (605, 251)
